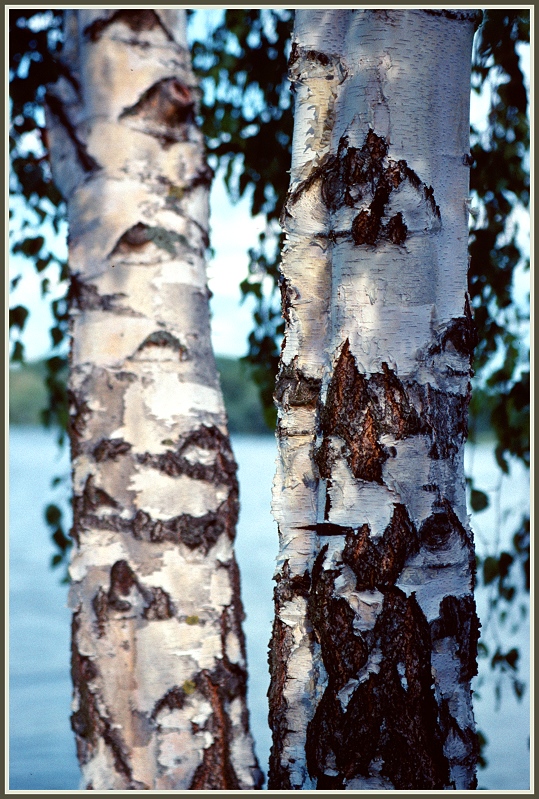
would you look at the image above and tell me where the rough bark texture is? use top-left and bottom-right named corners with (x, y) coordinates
top-left (269, 9), bottom-right (481, 790)
top-left (45, 10), bottom-right (262, 790)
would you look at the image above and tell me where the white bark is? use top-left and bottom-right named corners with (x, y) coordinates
top-left (270, 9), bottom-right (480, 790)
top-left (46, 10), bottom-right (262, 790)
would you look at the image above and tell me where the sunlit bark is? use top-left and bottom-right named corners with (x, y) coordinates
top-left (46, 10), bottom-right (262, 790)
top-left (269, 9), bottom-right (481, 790)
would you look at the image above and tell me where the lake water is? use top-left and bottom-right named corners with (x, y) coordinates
top-left (8, 427), bottom-right (531, 790)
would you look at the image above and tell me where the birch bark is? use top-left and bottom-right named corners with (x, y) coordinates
top-left (45, 10), bottom-right (262, 790)
top-left (269, 9), bottom-right (481, 790)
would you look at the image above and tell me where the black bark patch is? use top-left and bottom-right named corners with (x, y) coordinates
top-left (134, 330), bottom-right (187, 360)
top-left (304, 48), bottom-right (331, 67)
top-left (342, 505), bottom-right (420, 591)
top-left (80, 476), bottom-right (117, 514)
top-left (151, 685), bottom-right (187, 721)
top-left (386, 212), bottom-right (408, 245)
top-left (316, 346), bottom-right (469, 467)
top-left (77, 500), bottom-right (237, 554)
top-left (429, 294), bottom-right (478, 359)
top-left (351, 208), bottom-right (380, 245)
top-left (315, 341), bottom-right (385, 482)
top-left (288, 41), bottom-right (300, 68)
top-left (316, 130), bottom-right (440, 248)
top-left (75, 428), bottom-right (239, 552)
top-left (74, 475), bottom-right (118, 524)
top-left (138, 425), bottom-right (238, 489)
top-left (133, 509), bottom-right (151, 540)
top-left (71, 613), bottom-right (144, 787)
top-left (165, 503), bottom-right (232, 551)
top-left (315, 341), bottom-right (423, 482)
top-left (92, 588), bottom-right (108, 638)
top-left (289, 42), bottom-right (334, 69)
top-left (300, 522), bottom-right (353, 537)
top-left (306, 587), bottom-right (451, 789)
top-left (92, 560), bottom-right (175, 626)
top-left (420, 498), bottom-right (473, 551)
top-left (109, 222), bottom-right (189, 258)
top-left (68, 274), bottom-right (126, 312)
top-left (431, 594), bottom-right (480, 683)
top-left (93, 437), bottom-right (132, 462)
top-left (420, 509), bottom-right (455, 552)
top-left (274, 359), bottom-right (321, 408)
top-left (372, 361), bottom-right (424, 438)
top-left (143, 586), bottom-right (174, 620)
top-left (189, 668), bottom-right (255, 790)
top-left (309, 546), bottom-right (368, 688)
top-left (274, 559), bottom-right (312, 606)
top-left (222, 558), bottom-right (249, 668)
top-left (84, 10), bottom-right (166, 41)
top-left (108, 559), bottom-right (139, 610)
top-left (68, 388), bottom-right (92, 452)
top-left (268, 612), bottom-right (295, 790)
top-left (279, 276), bottom-right (296, 325)
top-left (321, 132), bottom-right (387, 213)
top-left (417, 383), bottom-right (469, 459)
top-left (113, 222), bottom-right (151, 248)
top-left (120, 78), bottom-right (195, 145)
top-left (213, 650), bottom-right (249, 707)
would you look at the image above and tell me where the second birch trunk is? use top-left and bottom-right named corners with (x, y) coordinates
top-left (269, 9), bottom-right (481, 790)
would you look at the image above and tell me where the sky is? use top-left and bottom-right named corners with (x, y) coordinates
top-left (8, 12), bottom-right (530, 365)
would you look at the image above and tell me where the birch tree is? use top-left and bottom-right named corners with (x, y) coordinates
top-left (45, 9), bottom-right (262, 790)
top-left (270, 9), bottom-right (481, 790)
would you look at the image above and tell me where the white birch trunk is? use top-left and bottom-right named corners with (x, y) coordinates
top-left (269, 9), bottom-right (481, 790)
top-left (45, 10), bottom-right (262, 790)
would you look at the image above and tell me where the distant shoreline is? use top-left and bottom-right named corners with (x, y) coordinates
top-left (10, 356), bottom-right (496, 441)
top-left (9, 356), bottom-right (271, 435)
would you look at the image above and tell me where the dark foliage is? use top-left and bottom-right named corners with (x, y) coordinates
top-left (9, 9), bottom-right (69, 434)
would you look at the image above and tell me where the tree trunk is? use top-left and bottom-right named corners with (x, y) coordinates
top-left (269, 9), bottom-right (481, 790)
top-left (45, 10), bottom-right (262, 790)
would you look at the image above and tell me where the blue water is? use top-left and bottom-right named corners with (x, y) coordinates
top-left (9, 427), bottom-right (530, 790)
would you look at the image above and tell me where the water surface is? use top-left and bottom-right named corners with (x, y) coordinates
top-left (9, 428), bottom-right (530, 789)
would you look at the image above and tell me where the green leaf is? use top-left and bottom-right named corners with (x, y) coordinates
top-left (483, 556), bottom-right (499, 585)
top-left (9, 305), bottom-right (29, 331)
top-left (505, 648), bottom-right (519, 670)
top-left (11, 341), bottom-right (24, 363)
top-left (52, 527), bottom-right (71, 552)
top-left (50, 325), bottom-right (64, 347)
top-left (45, 503), bottom-right (61, 526)
top-left (513, 679), bottom-right (525, 700)
top-left (470, 488), bottom-right (489, 512)
top-left (15, 235), bottom-right (44, 257)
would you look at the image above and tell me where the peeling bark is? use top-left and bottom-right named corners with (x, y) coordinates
top-left (46, 10), bottom-right (262, 790)
top-left (269, 9), bottom-right (479, 790)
